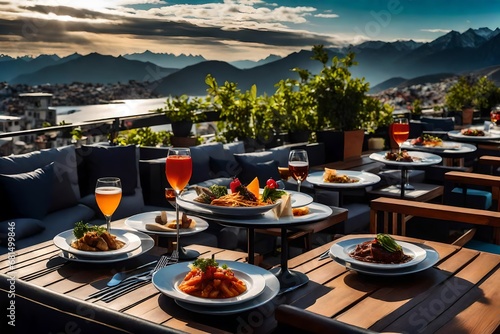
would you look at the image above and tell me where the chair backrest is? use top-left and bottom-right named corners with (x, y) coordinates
top-left (420, 117), bottom-right (455, 131)
top-left (274, 304), bottom-right (379, 334)
top-left (369, 197), bottom-right (500, 245)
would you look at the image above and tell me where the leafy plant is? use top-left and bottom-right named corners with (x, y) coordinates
top-left (297, 45), bottom-right (383, 131)
top-left (445, 76), bottom-right (475, 111)
top-left (154, 94), bottom-right (210, 123)
top-left (446, 75), bottom-right (500, 117)
top-left (117, 127), bottom-right (171, 147)
top-left (273, 77), bottom-right (317, 132)
top-left (206, 74), bottom-right (259, 143)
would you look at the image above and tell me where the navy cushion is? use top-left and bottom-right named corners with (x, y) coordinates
top-left (0, 145), bottom-right (80, 213)
top-left (269, 146), bottom-right (291, 167)
top-left (450, 187), bottom-right (492, 210)
top-left (223, 141), bottom-right (245, 161)
top-left (209, 157), bottom-right (241, 178)
top-left (234, 152), bottom-right (280, 186)
top-left (78, 145), bottom-right (138, 196)
top-left (0, 163), bottom-right (54, 219)
top-left (0, 218), bottom-right (45, 245)
top-left (189, 143), bottom-right (227, 184)
top-left (237, 160), bottom-right (281, 187)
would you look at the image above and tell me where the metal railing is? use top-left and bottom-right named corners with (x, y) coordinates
top-left (0, 111), bottom-right (220, 140)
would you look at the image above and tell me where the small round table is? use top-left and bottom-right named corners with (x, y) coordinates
top-left (369, 151), bottom-right (442, 198)
top-left (401, 140), bottom-right (477, 167)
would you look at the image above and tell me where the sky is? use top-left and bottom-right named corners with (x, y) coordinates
top-left (1, 0), bottom-right (499, 62)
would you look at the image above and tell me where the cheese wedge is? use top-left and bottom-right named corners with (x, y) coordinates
top-left (272, 193), bottom-right (293, 219)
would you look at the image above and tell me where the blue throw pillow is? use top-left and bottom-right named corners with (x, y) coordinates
top-left (209, 157), bottom-right (241, 179)
top-left (78, 145), bottom-right (138, 196)
top-left (0, 218), bottom-right (45, 245)
top-left (0, 145), bottom-right (80, 213)
top-left (0, 163), bottom-right (54, 220)
top-left (236, 160), bottom-right (281, 187)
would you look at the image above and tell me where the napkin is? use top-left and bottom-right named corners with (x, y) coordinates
top-left (272, 193), bottom-right (293, 219)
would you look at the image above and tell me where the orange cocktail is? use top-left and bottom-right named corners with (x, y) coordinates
top-left (392, 122), bottom-right (409, 146)
top-left (166, 155), bottom-right (192, 191)
top-left (95, 186), bottom-right (122, 216)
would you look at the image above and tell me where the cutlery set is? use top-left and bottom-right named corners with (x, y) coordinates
top-left (88, 255), bottom-right (176, 302)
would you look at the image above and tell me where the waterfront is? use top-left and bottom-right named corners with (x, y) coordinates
top-left (55, 97), bottom-right (168, 124)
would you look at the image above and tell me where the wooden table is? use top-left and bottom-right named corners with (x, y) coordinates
top-left (1, 234), bottom-right (498, 333)
top-left (368, 182), bottom-right (444, 203)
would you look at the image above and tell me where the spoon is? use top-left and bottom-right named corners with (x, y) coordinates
top-left (107, 260), bottom-right (156, 287)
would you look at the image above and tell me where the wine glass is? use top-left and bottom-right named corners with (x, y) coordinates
top-left (392, 117), bottom-right (409, 153)
top-left (288, 149), bottom-right (309, 192)
top-left (95, 177), bottom-right (122, 233)
top-left (165, 148), bottom-right (192, 257)
top-left (490, 109), bottom-right (500, 128)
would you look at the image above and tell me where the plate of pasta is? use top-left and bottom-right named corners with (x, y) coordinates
top-left (177, 189), bottom-right (280, 216)
top-left (152, 260), bottom-right (267, 306)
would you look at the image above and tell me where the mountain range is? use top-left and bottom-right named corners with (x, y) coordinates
top-left (1, 27), bottom-right (499, 96)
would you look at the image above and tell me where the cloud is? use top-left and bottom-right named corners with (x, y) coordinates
top-left (420, 28), bottom-right (451, 33)
top-left (0, 1), bottom-right (347, 59)
top-left (315, 14), bottom-right (339, 19)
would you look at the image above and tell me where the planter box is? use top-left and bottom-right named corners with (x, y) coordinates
top-left (317, 129), bottom-right (364, 163)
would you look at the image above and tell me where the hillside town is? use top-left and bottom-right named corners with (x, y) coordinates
top-left (0, 80), bottom-right (162, 113)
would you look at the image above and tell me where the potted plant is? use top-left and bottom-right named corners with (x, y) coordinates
top-left (445, 76), bottom-right (475, 125)
top-left (206, 74), bottom-right (265, 151)
top-left (273, 77), bottom-right (317, 143)
top-left (299, 45), bottom-right (391, 162)
top-left (154, 94), bottom-right (209, 137)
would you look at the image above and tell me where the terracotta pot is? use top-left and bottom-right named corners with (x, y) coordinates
top-left (170, 136), bottom-right (198, 147)
top-left (461, 107), bottom-right (474, 125)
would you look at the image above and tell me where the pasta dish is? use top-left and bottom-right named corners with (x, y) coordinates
top-left (178, 259), bottom-right (247, 299)
top-left (210, 192), bottom-right (272, 207)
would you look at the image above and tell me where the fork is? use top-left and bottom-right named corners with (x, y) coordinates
top-left (88, 255), bottom-right (172, 300)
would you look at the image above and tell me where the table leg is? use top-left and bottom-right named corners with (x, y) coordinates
top-left (177, 247), bottom-right (200, 261)
top-left (400, 167), bottom-right (406, 198)
top-left (269, 227), bottom-right (309, 294)
top-left (247, 227), bottom-right (255, 265)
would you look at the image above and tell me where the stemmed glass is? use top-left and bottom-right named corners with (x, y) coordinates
top-left (288, 149), bottom-right (309, 192)
top-left (391, 118), bottom-right (413, 190)
top-left (490, 109), bottom-right (500, 128)
top-left (95, 177), bottom-right (122, 233)
top-left (165, 148), bottom-right (192, 258)
top-left (392, 117), bottom-right (409, 153)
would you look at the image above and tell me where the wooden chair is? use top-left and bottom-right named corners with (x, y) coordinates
top-left (369, 197), bottom-right (500, 247)
top-left (274, 304), bottom-right (378, 334)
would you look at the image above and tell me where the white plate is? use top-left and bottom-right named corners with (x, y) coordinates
top-left (307, 170), bottom-right (381, 188)
top-left (329, 237), bottom-right (427, 270)
top-left (369, 151), bottom-right (442, 167)
top-left (177, 201), bottom-right (333, 226)
top-left (124, 211), bottom-right (209, 236)
top-left (53, 228), bottom-right (142, 258)
top-left (401, 140), bottom-right (461, 151)
top-left (58, 231), bottom-right (154, 263)
top-left (447, 129), bottom-right (500, 141)
top-left (178, 189), bottom-right (280, 216)
top-left (286, 190), bottom-right (313, 208)
top-left (152, 261), bottom-right (267, 306)
top-left (173, 264), bottom-right (280, 314)
top-left (330, 242), bottom-right (439, 276)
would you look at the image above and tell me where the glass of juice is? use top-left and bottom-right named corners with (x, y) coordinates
top-left (288, 149), bottom-right (309, 192)
top-left (95, 177), bottom-right (122, 233)
top-left (165, 148), bottom-right (192, 256)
